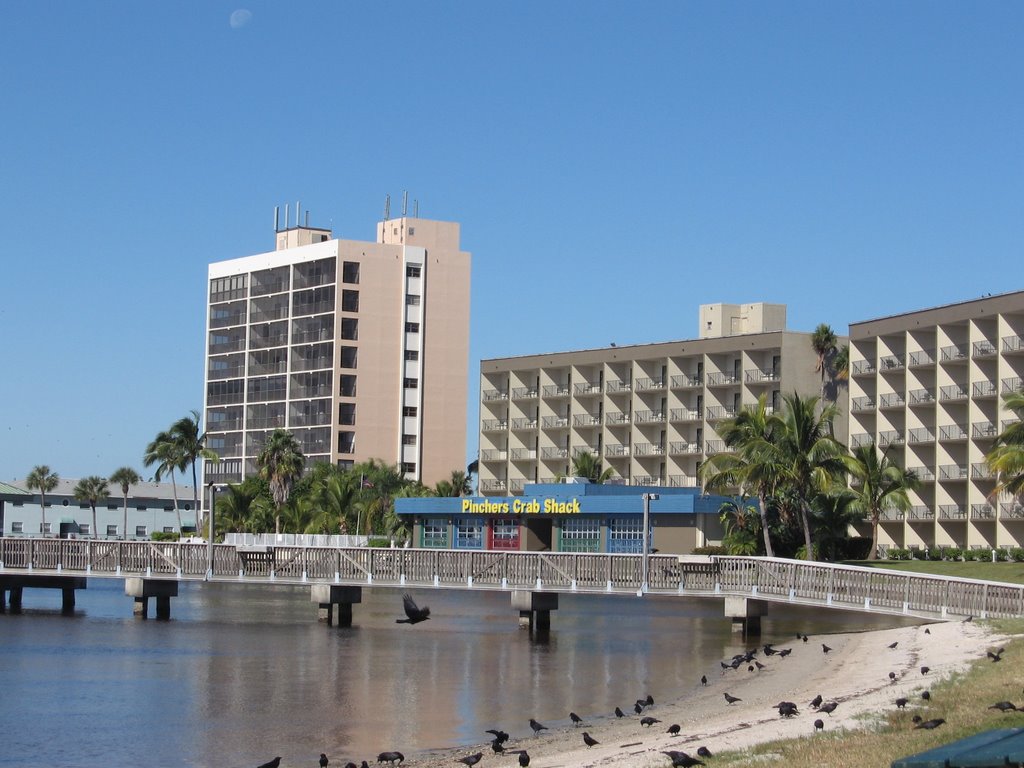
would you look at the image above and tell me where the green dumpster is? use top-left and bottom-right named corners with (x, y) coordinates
top-left (891, 728), bottom-right (1024, 768)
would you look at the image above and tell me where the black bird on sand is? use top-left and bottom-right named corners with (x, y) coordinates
top-left (989, 701), bottom-right (1018, 712)
top-left (529, 719), bottom-right (547, 734)
top-left (634, 702), bottom-right (644, 715)
top-left (922, 691), bottom-right (931, 701)
top-left (763, 644), bottom-right (777, 656)
top-left (779, 648), bottom-right (792, 658)
top-left (517, 751), bottom-right (530, 767)
top-left (570, 712), bottom-right (584, 726)
top-left (362, 763), bottom-right (370, 768)
top-left (396, 593), bottom-right (430, 625)
top-left (924, 628), bottom-right (931, 634)
top-left (343, 763), bottom-right (357, 768)
top-left (582, 732), bottom-right (599, 748)
top-left (457, 753), bottom-right (483, 767)
top-left (320, 755), bottom-right (329, 768)
top-left (777, 702), bottom-right (799, 718)
top-left (809, 694), bottom-right (823, 709)
top-left (378, 753), bottom-right (405, 766)
top-left (645, 694), bottom-right (655, 706)
top-left (636, 698), bottom-right (650, 710)
top-left (491, 739), bottom-right (505, 755)
top-left (256, 759), bottom-right (281, 768)
top-left (615, 706), bottom-right (626, 718)
top-left (697, 746), bottom-right (713, 758)
top-left (912, 715), bottom-right (923, 724)
top-left (667, 724), bottom-right (681, 736)
top-left (485, 730), bottom-right (509, 744)
top-left (802, 635), bottom-right (809, 642)
top-left (814, 719), bottom-right (824, 732)
top-left (818, 701), bottom-right (838, 716)
top-left (641, 716), bottom-right (661, 727)
top-left (964, 615), bottom-right (974, 623)
top-left (895, 698), bottom-right (909, 709)
top-left (988, 649), bottom-right (1005, 662)
top-left (701, 675), bottom-right (708, 686)
top-left (921, 665), bottom-right (931, 675)
top-left (915, 718), bottom-right (946, 730)
top-left (755, 661), bottom-right (766, 671)
top-left (724, 693), bottom-right (742, 705)
top-left (889, 671), bottom-right (897, 684)
top-left (662, 751), bottom-right (705, 768)
top-left (822, 644), bottom-right (833, 654)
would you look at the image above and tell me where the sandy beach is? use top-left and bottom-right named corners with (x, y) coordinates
top-left (415, 619), bottom-right (1004, 768)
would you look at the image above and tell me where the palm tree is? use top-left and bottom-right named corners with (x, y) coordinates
top-left (843, 442), bottom-right (920, 560)
top-left (256, 429), bottom-right (305, 534)
top-left (73, 476), bottom-right (110, 540)
top-left (25, 465), bottom-right (59, 537)
top-left (304, 472), bottom-right (356, 534)
top-left (810, 323), bottom-right (838, 400)
top-left (834, 344), bottom-right (850, 382)
top-left (570, 451), bottom-right (615, 483)
top-left (144, 430), bottom-right (185, 533)
top-left (775, 393), bottom-right (848, 561)
top-left (986, 388), bottom-right (1024, 498)
top-left (434, 469), bottom-right (472, 497)
top-left (700, 395), bottom-right (784, 557)
top-left (109, 466), bottom-right (142, 540)
top-left (169, 410), bottom-right (218, 532)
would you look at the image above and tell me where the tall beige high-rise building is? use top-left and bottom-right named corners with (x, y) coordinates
top-left (203, 208), bottom-right (471, 487)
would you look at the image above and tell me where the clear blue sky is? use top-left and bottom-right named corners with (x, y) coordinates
top-left (1, 2), bottom-right (1021, 483)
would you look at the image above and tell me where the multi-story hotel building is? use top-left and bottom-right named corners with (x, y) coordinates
top-left (847, 290), bottom-right (1024, 551)
top-left (478, 303), bottom-right (841, 495)
top-left (203, 210), bottom-right (471, 487)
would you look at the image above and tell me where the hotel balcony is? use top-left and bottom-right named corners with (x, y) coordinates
top-left (633, 442), bottom-right (666, 457)
top-left (907, 505), bottom-right (934, 521)
top-left (480, 479), bottom-right (507, 492)
top-left (909, 388), bottom-right (936, 406)
top-left (878, 509), bottom-right (905, 522)
top-left (634, 409), bottom-right (666, 425)
top-left (744, 369), bottom-right (780, 385)
top-left (907, 466), bottom-right (935, 482)
top-left (482, 419), bottom-right (508, 433)
top-left (851, 433), bottom-right (873, 448)
top-left (939, 384), bottom-right (968, 402)
top-left (574, 382), bottom-right (603, 396)
top-left (670, 373), bottom-right (703, 389)
top-left (605, 444), bottom-right (631, 457)
top-left (852, 359), bottom-right (876, 376)
top-left (851, 396), bottom-right (876, 413)
top-left (510, 417), bottom-right (539, 431)
top-left (908, 349), bottom-right (936, 368)
top-left (938, 463), bottom-right (969, 481)
top-left (940, 343), bottom-right (969, 363)
top-left (971, 462), bottom-right (995, 480)
top-left (511, 386), bottom-right (538, 401)
top-left (938, 504), bottom-right (967, 520)
top-left (572, 445), bottom-right (601, 458)
top-left (972, 339), bottom-right (998, 358)
top-left (510, 479), bottom-right (527, 493)
top-left (973, 380), bottom-right (998, 399)
top-left (667, 474), bottom-right (699, 487)
top-left (938, 424), bottom-right (968, 442)
top-left (669, 441), bottom-right (702, 456)
top-left (706, 406), bottom-right (737, 421)
top-left (510, 448), bottom-right (537, 461)
top-left (880, 353), bottom-right (906, 372)
top-left (542, 384), bottom-right (571, 398)
top-left (606, 412), bottom-right (630, 426)
top-left (907, 427), bottom-right (935, 445)
top-left (480, 449), bottom-right (508, 462)
top-left (879, 430), bottom-right (905, 448)
top-left (541, 415), bottom-right (570, 429)
top-left (879, 392), bottom-right (906, 409)
top-left (971, 503), bottom-right (997, 520)
top-left (573, 413), bottom-right (603, 427)
top-left (633, 475), bottom-right (665, 486)
top-left (606, 379), bottom-right (632, 394)
top-left (705, 440), bottom-right (734, 455)
top-left (706, 372), bottom-right (740, 387)
top-left (1003, 334), bottom-right (1024, 355)
top-left (635, 377), bottom-right (667, 392)
top-left (540, 446), bottom-right (569, 460)
top-left (972, 421), bottom-right (997, 440)
top-left (483, 389), bottom-right (509, 402)
top-left (1003, 376), bottom-right (1022, 393)
top-left (1002, 501), bottom-right (1024, 519)
top-left (670, 407), bottom-right (702, 423)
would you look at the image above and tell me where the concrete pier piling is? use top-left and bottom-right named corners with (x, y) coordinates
top-left (511, 590), bottom-right (559, 631)
top-left (725, 596), bottom-right (767, 637)
top-left (310, 584), bottom-right (362, 627)
top-left (125, 578), bottom-right (178, 620)
top-left (0, 575), bottom-right (87, 614)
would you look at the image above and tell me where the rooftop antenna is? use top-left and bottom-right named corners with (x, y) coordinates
top-left (305, 210), bottom-right (309, 227)
top-left (384, 194), bottom-right (391, 221)
top-left (413, 199), bottom-right (419, 217)
top-left (274, 205), bottom-right (280, 232)
top-left (295, 200), bottom-right (300, 227)
top-left (284, 203), bottom-right (290, 230)
top-left (402, 190), bottom-right (408, 217)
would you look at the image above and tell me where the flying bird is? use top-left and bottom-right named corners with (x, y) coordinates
top-left (915, 718), bottom-right (946, 730)
top-left (529, 719), bottom-right (547, 734)
top-left (814, 719), bottom-right (824, 732)
top-left (988, 649), bottom-right (1005, 662)
top-left (396, 593), bottom-right (430, 624)
top-left (256, 759), bottom-right (281, 768)
top-left (724, 693), bottom-right (742, 705)
top-left (377, 753), bottom-right (404, 766)
top-left (667, 724), bottom-right (681, 736)
top-left (457, 753), bottom-right (482, 767)
top-left (485, 730), bottom-right (509, 744)
top-left (641, 716), bottom-right (661, 727)
top-left (582, 732), bottom-right (599, 748)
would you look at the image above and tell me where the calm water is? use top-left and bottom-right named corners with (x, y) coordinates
top-left (0, 579), bottom-right (914, 767)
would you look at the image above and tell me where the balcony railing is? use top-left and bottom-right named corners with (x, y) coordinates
top-left (851, 396), bottom-right (876, 412)
top-left (852, 359), bottom-right (876, 376)
top-left (509, 448), bottom-right (537, 461)
top-left (706, 372), bottom-right (740, 387)
top-left (879, 430), bottom-right (904, 447)
top-left (670, 407), bottom-right (702, 422)
top-left (574, 382), bottom-right (603, 396)
top-left (940, 384), bottom-right (968, 401)
top-left (879, 392), bottom-right (906, 409)
top-left (606, 380), bottom-right (632, 394)
top-left (1003, 334), bottom-right (1024, 354)
top-left (705, 440), bottom-right (732, 454)
top-left (480, 479), bottom-right (507, 492)
top-left (542, 384), bottom-right (571, 398)
top-left (938, 504), bottom-right (967, 520)
top-left (632, 475), bottom-right (665, 486)
top-left (480, 449), bottom-right (508, 462)
top-left (939, 424), bottom-right (968, 441)
top-left (542, 416), bottom-right (569, 429)
top-left (745, 369), bottom-right (780, 384)
top-left (971, 504), bottom-right (997, 519)
top-left (667, 475), bottom-right (699, 487)
top-left (907, 505), bottom-right (934, 520)
top-left (706, 406), bottom-right (737, 421)
top-left (1003, 376), bottom-right (1022, 393)
top-left (634, 410), bottom-right (666, 424)
top-left (482, 419), bottom-right (508, 432)
top-left (909, 388), bottom-right (936, 406)
top-left (572, 446), bottom-right (601, 458)
top-left (511, 418), bottom-right (538, 431)
top-left (851, 433), bottom-right (873, 448)
top-left (972, 422), bottom-right (997, 439)
top-left (606, 412), bottom-right (630, 425)
top-left (670, 373), bottom-right (703, 388)
top-left (633, 443), bottom-right (666, 457)
top-left (540, 447), bottom-right (569, 460)
top-left (879, 509), bottom-right (904, 522)
top-left (940, 343), bottom-right (969, 362)
top-left (973, 340), bottom-right (998, 358)
top-left (511, 387), bottom-right (538, 400)
top-left (908, 349), bottom-right (936, 367)
top-left (880, 353), bottom-right (906, 371)
top-left (510, 479), bottom-right (526, 493)
top-left (604, 444), bottom-right (630, 457)
top-left (973, 381), bottom-right (997, 398)
top-left (635, 377), bottom-right (666, 392)
top-left (939, 464), bottom-right (969, 481)
top-left (907, 466), bottom-right (935, 482)
top-left (483, 389), bottom-right (509, 402)
top-left (908, 428), bottom-right (935, 445)
top-left (573, 414), bottom-right (602, 427)
top-left (1002, 502), bottom-right (1024, 519)
top-left (971, 462), bottom-right (995, 480)
top-left (669, 441), bottom-right (702, 455)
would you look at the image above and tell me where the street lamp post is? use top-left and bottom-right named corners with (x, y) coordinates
top-left (206, 483), bottom-right (223, 580)
top-left (641, 492), bottom-right (659, 594)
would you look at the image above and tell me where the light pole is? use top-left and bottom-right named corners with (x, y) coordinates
top-left (640, 492), bottom-right (659, 593)
top-left (206, 483), bottom-right (224, 579)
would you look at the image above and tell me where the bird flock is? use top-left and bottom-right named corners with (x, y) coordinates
top-left (251, 602), bottom-right (1010, 768)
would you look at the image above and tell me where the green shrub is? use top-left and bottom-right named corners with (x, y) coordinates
top-left (995, 548), bottom-right (1011, 562)
top-left (151, 531), bottom-right (180, 542)
top-left (961, 549), bottom-right (979, 562)
top-left (887, 548), bottom-right (910, 561)
top-left (928, 547), bottom-right (944, 561)
top-left (913, 548), bottom-right (930, 560)
top-left (692, 545), bottom-right (728, 556)
top-left (1011, 548), bottom-right (1024, 562)
top-left (943, 547), bottom-right (963, 561)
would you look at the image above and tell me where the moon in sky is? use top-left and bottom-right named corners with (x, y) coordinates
top-left (229, 9), bottom-right (252, 29)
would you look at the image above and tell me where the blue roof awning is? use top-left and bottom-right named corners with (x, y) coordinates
top-left (891, 728), bottom-right (1024, 768)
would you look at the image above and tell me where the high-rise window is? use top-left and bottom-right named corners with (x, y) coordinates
top-left (340, 347), bottom-right (358, 369)
top-left (405, 350), bottom-right (419, 361)
top-left (339, 375), bottom-right (357, 397)
top-left (406, 294), bottom-right (421, 306)
top-left (342, 261), bottom-right (360, 284)
top-left (404, 378), bottom-right (419, 389)
top-left (341, 318), bottom-right (358, 340)
top-left (342, 290), bottom-right (359, 312)
top-left (338, 432), bottom-right (356, 454)
top-left (406, 265), bottom-right (421, 278)
top-left (339, 403), bottom-right (356, 425)
top-left (405, 322), bottom-right (419, 333)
